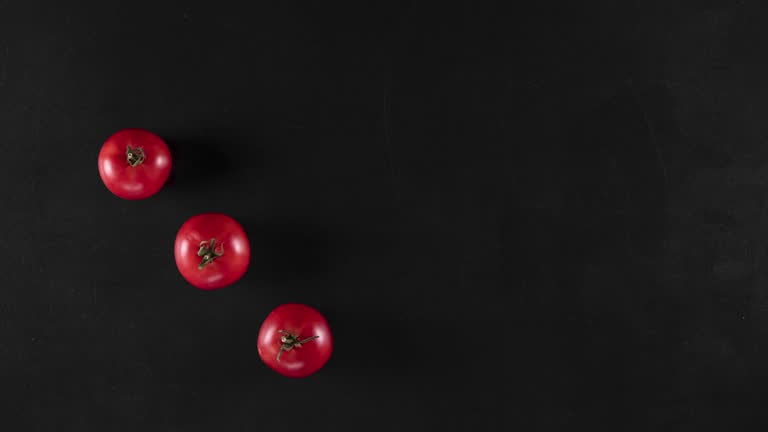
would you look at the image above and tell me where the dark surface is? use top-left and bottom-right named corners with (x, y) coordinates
top-left (2, 0), bottom-right (768, 430)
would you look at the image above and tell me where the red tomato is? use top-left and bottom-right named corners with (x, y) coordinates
top-left (98, 129), bottom-right (172, 200)
top-left (257, 304), bottom-right (332, 378)
top-left (174, 213), bottom-right (250, 290)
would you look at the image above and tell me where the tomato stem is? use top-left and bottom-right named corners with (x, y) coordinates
top-left (197, 238), bottom-right (224, 269)
top-left (126, 145), bottom-right (146, 167)
top-left (277, 330), bottom-right (319, 362)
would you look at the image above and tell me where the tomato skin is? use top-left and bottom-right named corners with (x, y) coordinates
top-left (174, 213), bottom-right (250, 290)
top-left (97, 129), bottom-right (172, 200)
top-left (258, 304), bottom-right (332, 378)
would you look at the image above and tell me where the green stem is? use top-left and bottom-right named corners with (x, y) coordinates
top-left (276, 330), bottom-right (319, 362)
top-left (126, 145), bottom-right (146, 167)
top-left (197, 238), bottom-right (224, 269)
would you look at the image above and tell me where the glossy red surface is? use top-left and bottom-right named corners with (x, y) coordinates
top-left (257, 304), bottom-right (332, 378)
top-left (174, 213), bottom-right (250, 290)
top-left (97, 129), bottom-right (171, 200)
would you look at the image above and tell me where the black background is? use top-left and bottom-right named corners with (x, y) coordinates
top-left (2, 0), bottom-right (768, 430)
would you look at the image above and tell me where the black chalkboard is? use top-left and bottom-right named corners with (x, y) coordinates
top-left (1, 0), bottom-right (766, 430)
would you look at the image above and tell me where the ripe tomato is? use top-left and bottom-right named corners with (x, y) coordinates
top-left (257, 304), bottom-right (333, 378)
top-left (174, 213), bottom-right (250, 290)
top-left (97, 129), bottom-right (172, 200)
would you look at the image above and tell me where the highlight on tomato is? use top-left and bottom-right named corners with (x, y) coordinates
top-left (174, 213), bottom-right (251, 290)
top-left (257, 304), bottom-right (332, 378)
top-left (97, 128), bottom-right (172, 200)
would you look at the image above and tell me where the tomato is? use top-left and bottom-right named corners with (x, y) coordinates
top-left (257, 304), bottom-right (332, 378)
top-left (97, 129), bottom-right (172, 200)
top-left (174, 213), bottom-right (250, 290)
